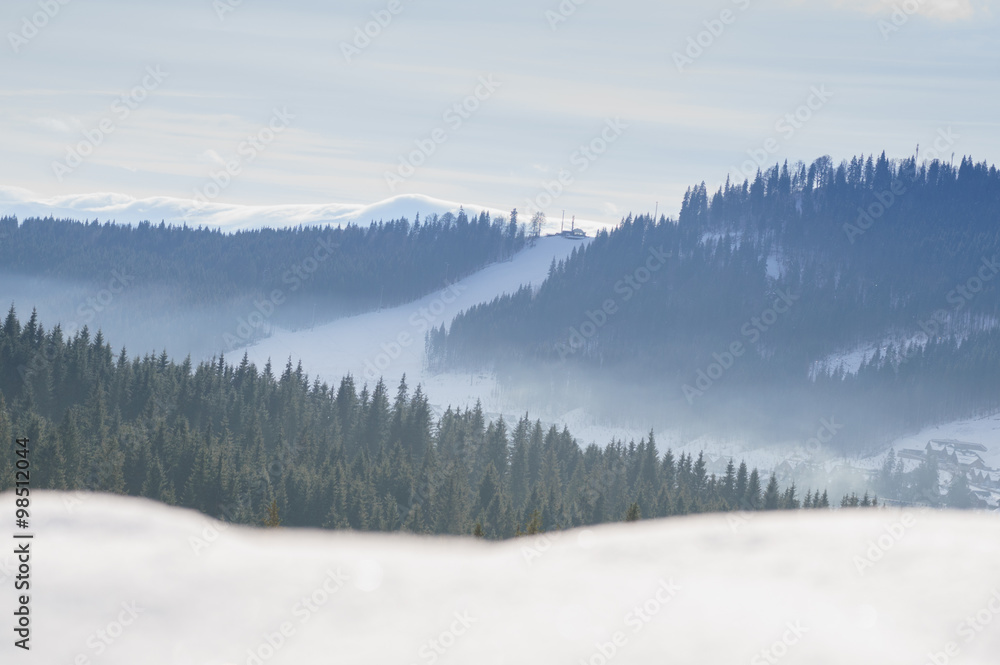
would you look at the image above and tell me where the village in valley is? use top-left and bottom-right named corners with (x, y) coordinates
top-left (695, 436), bottom-right (1000, 511)
top-left (894, 439), bottom-right (1000, 508)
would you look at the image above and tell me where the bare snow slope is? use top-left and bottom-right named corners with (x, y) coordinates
top-left (245, 236), bottom-right (589, 414)
top-left (3, 492), bottom-right (999, 664)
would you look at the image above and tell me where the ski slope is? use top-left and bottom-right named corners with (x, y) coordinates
top-left (245, 236), bottom-right (590, 417)
top-left (3, 492), bottom-right (999, 664)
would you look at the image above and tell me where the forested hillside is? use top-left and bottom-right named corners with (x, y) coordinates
top-left (0, 208), bottom-right (524, 339)
top-left (428, 155), bottom-right (1000, 450)
top-left (0, 309), bottom-right (837, 537)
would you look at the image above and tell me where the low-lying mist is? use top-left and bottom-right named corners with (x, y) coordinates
top-left (0, 271), bottom-right (367, 363)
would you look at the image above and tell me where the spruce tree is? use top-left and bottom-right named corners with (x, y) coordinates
top-left (744, 469), bottom-right (762, 510)
top-left (946, 473), bottom-right (973, 509)
top-left (264, 499), bottom-right (281, 527)
top-left (763, 473), bottom-right (780, 510)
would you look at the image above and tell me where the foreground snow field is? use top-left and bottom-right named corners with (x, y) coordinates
top-left (2, 492), bottom-right (999, 664)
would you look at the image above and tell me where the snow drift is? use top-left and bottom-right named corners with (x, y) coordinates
top-left (2, 492), bottom-right (998, 664)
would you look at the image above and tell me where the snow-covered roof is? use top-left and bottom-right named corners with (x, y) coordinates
top-left (930, 439), bottom-right (988, 452)
top-left (955, 451), bottom-right (986, 467)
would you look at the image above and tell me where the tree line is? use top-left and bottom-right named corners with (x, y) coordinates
top-left (427, 154), bottom-right (1000, 453)
top-left (0, 308), bottom-right (823, 537)
top-left (0, 208), bottom-right (525, 333)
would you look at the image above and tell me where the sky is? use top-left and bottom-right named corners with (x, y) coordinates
top-left (0, 0), bottom-right (997, 226)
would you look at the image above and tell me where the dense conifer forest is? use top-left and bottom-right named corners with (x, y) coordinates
top-left (0, 208), bottom-right (524, 333)
top-left (428, 155), bottom-right (1000, 451)
top-left (0, 309), bottom-right (840, 537)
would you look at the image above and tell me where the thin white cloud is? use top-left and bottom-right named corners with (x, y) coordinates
top-left (197, 149), bottom-right (226, 167)
top-left (816, 0), bottom-right (980, 20)
top-left (31, 117), bottom-right (76, 133)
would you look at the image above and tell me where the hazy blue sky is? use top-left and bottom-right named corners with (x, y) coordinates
top-left (1, 0), bottom-right (997, 224)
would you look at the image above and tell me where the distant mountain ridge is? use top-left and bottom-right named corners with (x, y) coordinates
top-left (0, 186), bottom-right (611, 235)
top-left (0, 187), bottom-right (502, 231)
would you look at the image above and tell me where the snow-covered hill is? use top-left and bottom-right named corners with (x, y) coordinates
top-left (3, 492), bottom-right (999, 664)
top-left (0, 187), bottom-right (502, 231)
top-left (0, 186), bottom-right (611, 235)
top-left (245, 235), bottom-right (590, 420)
